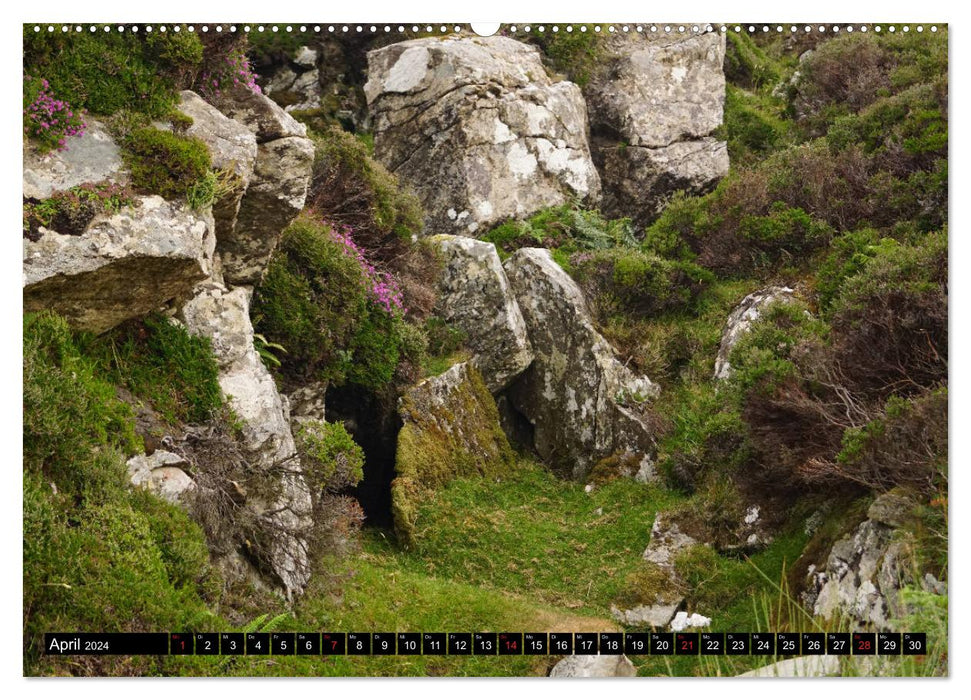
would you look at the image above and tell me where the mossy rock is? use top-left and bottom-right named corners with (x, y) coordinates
top-left (392, 362), bottom-right (514, 548)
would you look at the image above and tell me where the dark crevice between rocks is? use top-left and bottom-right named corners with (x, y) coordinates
top-left (324, 384), bottom-right (401, 528)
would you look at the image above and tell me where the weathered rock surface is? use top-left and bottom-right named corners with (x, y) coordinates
top-left (428, 235), bottom-right (533, 392)
top-left (597, 138), bottom-right (729, 227)
top-left (126, 450), bottom-right (196, 505)
top-left (611, 602), bottom-right (681, 628)
top-left (177, 90), bottom-right (258, 241)
top-left (212, 84), bottom-right (308, 143)
top-left (801, 493), bottom-right (920, 629)
top-left (23, 196), bottom-right (215, 333)
top-left (365, 36), bottom-right (601, 236)
top-left (392, 361), bottom-right (514, 547)
top-left (287, 381), bottom-right (329, 425)
top-left (643, 513), bottom-right (700, 568)
top-left (221, 134), bottom-right (315, 285)
top-left (23, 119), bottom-right (128, 200)
top-left (549, 654), bottom-right (637, 678)
top-left (208, 86), bottom-right (314, 285)
top-left (180, 283), bottom-right (312, 597)
top-left (504, 248), bottom-right (658, 480)
top-left (586, 32), bottom-right (729, 226)
top-left (670, 611), bottom-right (711, 632)
top-left (713, 286), bottom-right (796, 380)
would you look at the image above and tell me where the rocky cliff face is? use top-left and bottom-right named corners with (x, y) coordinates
top-left (23, 88), bottom-right (317, 599)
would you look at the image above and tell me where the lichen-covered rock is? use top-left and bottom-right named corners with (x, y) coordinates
top-left (180, 283), bottom-right (312, 597)
top-left (642, 513), bottom-right (700, 568)
top-left (126, 450), bottom-right (196, 505)
top-left (503, 248), bottom-right (659, 480)
top-left (23, 119), bottom-right (128, 200)
top-left (23, 195), bottom-right (215, 334)
top-left (549, 654), bottom-right (637, 678)
top-left (365, 36), bottom-right (601, 236)
top-left (287, 381), bottom-right (328, 425)
top-left (392, 361), bottom-right (514, 547)
top-left (205, 86), bottom-right (314, 285)
top-left (428, 235), bottom-right (533, 392)
top-left (713, 286), bottom-right (796, 380)
top-left (177, 90), bottom-right (258, 241)
top-left (219, 134), bottom-right (314, 285)
top-left (212, 84), bottom-right (308, 143)
top-left (586, 32), bottom-right (729, 226)
top-left (610, 602), bottom-right (681, 628)
top-left (801, 505), bottom-right (913, 629)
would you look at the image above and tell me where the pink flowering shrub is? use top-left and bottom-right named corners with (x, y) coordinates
top-left (331, 223), bottom-right (407, 315)
top-left (196, 46), bottom-right (262, 103)
top-left (23, 75), bottom-right (86, 153)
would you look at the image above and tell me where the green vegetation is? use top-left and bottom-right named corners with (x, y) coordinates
top-left (122, 126), bottom-right (213, 202)
top-left (84, 313), bottom-right (223, 425)
top-left (526, 27), bottom-right (603, 87)
top-left (296, 419), bottom-right (365, 493)
top-left (483, 202), bottom-right (637, 262)
top-left (253, 214), bottom-right (424, 390)
top-left (23, 181), bottom-right (137, 238)
top-left (23, 312), bottom-right (220, 675)
top-left (22, 27), bottom-right (203, 118)
top-left (393, 366), bottom-right (514, 547)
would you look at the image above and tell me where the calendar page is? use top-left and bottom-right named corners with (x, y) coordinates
top-left (22, 19), bottom-right (948, 679)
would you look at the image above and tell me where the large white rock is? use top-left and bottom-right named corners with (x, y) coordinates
top-left (180, 283), bottom-right (313, 597)
top-left (23, 196), bottom-right (215, 333)
top-left (365, 36), bottom-right (601, 236)
top-left (549, 654), bottom-right (638, 678)
top-left (713, 286), bottom-right (795, 380)
top-left (504, 248), bottom-right (659, 480)
top-left (428, 235), bottom-right (533, 392)
top-left (23, 119), bottom-right (128, 200)
top-left (586, 32), bottom-right (729, 226)
top-left (127, 450), bottom-right (196, 505)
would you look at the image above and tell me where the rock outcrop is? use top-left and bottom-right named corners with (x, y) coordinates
top-left (503, 248), bottom-right (659, 480)
top-left (210, 86), bottom-right (314, 285)
top-left (713, 286), bottom-right (795, 380)
top-left (177, 90), bottom-right (258, 245)
top-left (392, 361), bottom-right (514, 547)
top-left (549, 654), bottom-right (637, 678)
top-left (180, 283), bottom-right (313, 597)
top-left (428, 235), bottom-right (533, 392)
top-left (800, 492), bottom-right (942, 629)
top-left (586, 32), bottom-right (729, 227)
top-left (23, 119), bottom-right (128, 200)
top-left (23, 196), bottom-right (216, 334)
top-left (126, 450), bottom-right (196, 505)
top-left (365, 36), bottom-right (601, 236)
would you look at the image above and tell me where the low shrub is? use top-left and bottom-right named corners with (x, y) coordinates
top-left (123, 126), bottom-right (212, 202)
top-left (253, 214), bottom-right (426, 391)
top-left (85, 313), bottom-right (224, 425)
top-left (524, 28), bottom-right (603, 86)
top-left (484, 204), bottom-right (637, 259)
top-left (22, 28), bottom-right (200, 118)
top-left (305, 126), bottom-right (436, 317)
top-left (23, 312), bottom-right (140, 498)
top-left (295, 420), bottom-right (365, 494)
top-left (719, 86), bottom-right (790, 163)
top-left (724, 31), bottom-right (781, 90)
top-left (570, 248), bottom-right (714, 318)
top-left (23, 181), bottom-right (137, 239)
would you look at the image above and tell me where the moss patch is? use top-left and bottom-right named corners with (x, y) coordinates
top-left (392, 364), bottom-right (514, 548)
top-left (122, 126), bottom-right (212, 202)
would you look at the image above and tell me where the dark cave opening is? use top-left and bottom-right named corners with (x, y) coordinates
top-left (324, 385), bottom-right (401, 528)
